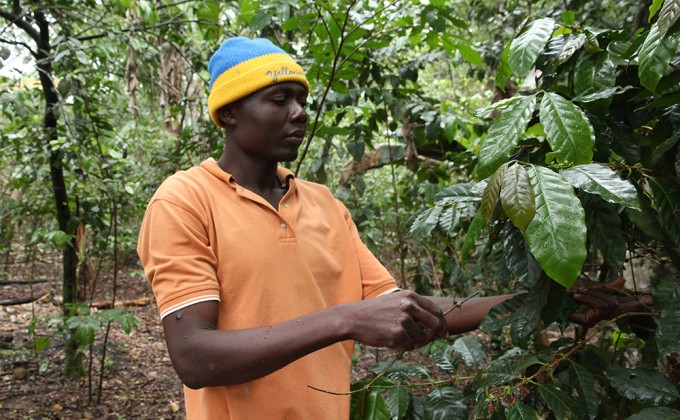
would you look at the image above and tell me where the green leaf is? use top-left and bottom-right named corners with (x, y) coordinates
top-left (424, 387), bottom-right (468, 420)
top-left (649, 0), bottom-right (665, 21)
top-left (500, 163), bottom-right (536, 230)
top-left (479, 293), bottom-right (541, 346)
top-left (409, 206), bottom-right (443, 242)
top-left (506, 403), bottom-right (541, 420)
top-left (452, 335), bottom-right (485, 367)
top-left (657, 294), bottom-right (680, 354)
top-left (434, 183), bottom-right (481, 203)
top-left (539, 34), bottom-right (586, 71)
top-left (647, 175), bottom-right (680, 245)
top-left (650, 131), bottom-right (680, 166)
top-left (656, 0), bottom-right (680, 38)
top-left (472, 348), bottom-right (542, 389)
top-left (474, 96), bottom-right (525, 118)
top-left (33, 336), bottom-right (51, 353)
top-left (351, 379), bottom-right (393, 420)
top-left (559, 163), bottom-right (640, 209)
top-left (461, 209), bottom-right (486, 264)
top-left (573, 86), bottom-right (635, 103)
top-left (638, 23), bottom-right (680, 93)
top-left (538, 383), bottom-right (582, 419)
top-left (481, 164), bottom-right (506, 221)
top-left (386, 387), bottom-right (411, 420)
top-left (509, 18), bottom-right (555, 79)
top-left (573, 52), bottom-right (616, 100)
top-left (496, 43), bottom-right (513, 90)
top-left (539, 92), bottom-right (595, 166)
top-left (653, 277), bottom-right (680, 309)
top-left (456, 43), bottom-right (483, 66)
top-left (570, 362), bottom-right (601, 420)
top-left (583, 196), bottom-right (626, 271)
top-left (524, 166), bottom-right (587, 288)
top-left (502, 223), bottom-right (542, 290)
top-left (627, 407), bottom-right (680, 420)
top-left (607, 367), bottom-right (680, 405)
top-left (476, 95), bottom-right (536, 179)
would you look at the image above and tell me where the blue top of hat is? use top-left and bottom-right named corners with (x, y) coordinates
top-left (208, 37), bottom-right (290, 88)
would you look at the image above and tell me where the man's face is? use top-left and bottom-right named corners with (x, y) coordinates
top-left (224, 81), bottom-right (308, 164)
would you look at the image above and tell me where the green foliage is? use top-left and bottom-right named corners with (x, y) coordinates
top-left (2, 0), bottom-right (680, 417)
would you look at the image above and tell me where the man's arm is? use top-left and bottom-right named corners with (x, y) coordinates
top-left (161, 290), bottom-right (447, 389)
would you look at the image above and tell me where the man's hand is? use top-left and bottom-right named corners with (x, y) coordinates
top-left (568, 277), bottom-right (654, 327)
top-left (346, 290), bottom-right (448, 352)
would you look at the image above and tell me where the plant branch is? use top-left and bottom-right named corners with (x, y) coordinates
top-left (308, 291), bottom-right (481, 396)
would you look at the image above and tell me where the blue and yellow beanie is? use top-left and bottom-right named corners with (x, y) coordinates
top-left (207, 37), bottom-right (310, 127)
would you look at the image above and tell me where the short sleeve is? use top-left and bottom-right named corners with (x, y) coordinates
top-left (335, 200), bottom-right (399, 299)
top-left (137, 198), bottom-right (220, 319)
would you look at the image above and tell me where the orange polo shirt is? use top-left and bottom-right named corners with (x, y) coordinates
top-left (137, 158), bottom-right (397, 419)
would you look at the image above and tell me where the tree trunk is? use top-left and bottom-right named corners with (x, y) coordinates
top-left (34, 10), bottom-right (82, 377)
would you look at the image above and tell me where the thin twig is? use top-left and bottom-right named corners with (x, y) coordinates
top-left (308, 291), bottom-right (482, 395)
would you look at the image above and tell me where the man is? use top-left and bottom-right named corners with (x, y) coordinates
top-left (137, 37), bottom-right (647, 419)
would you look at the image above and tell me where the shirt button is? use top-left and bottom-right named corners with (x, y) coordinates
top-left (280, 223), bottom-right (287, 229)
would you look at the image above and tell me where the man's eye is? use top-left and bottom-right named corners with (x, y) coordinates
top-left (272, 98), bottom-right (286, 105)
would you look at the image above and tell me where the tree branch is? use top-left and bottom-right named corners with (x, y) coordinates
top-left (0, 36), bottom-right (36, 57)
top-left (0, 6), bottom-right (39, 44)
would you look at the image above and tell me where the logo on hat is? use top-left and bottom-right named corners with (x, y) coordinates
top-left (267, 66), bottom-right (305, 83)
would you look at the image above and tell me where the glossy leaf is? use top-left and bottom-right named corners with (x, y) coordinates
top-left (638, 23), bottom-right (680, 92)
top-left (524, 166), bottom-right (587, 288)
top-left (500, 163), bottom-right (535, 230)
top-left (627, 407), bottom-right (680, 420)
top-left (481, 164), bottom-right (506, 221)
top-left (538, 383), bottom-right (583, 419)
top-left (647, 176), bottom-right (680, 245)
top-left (509, 18), bottom-right (555, 79)
top-left (656, 0), bottom-right (680, 38)
top-left (409, 206), bottom-right (443, 242)
top-left (583, 197), bottom-right (626, 271)
top-left (560, 163), bottom-right (640, 209)
top-left (607, 367), bottom-right (680, 405)
top-left (474, 96), bottom-right (524, 118)
top-left (476, 95), bottom-right (536, 180)
top-left (540, 92), bottom-right (595, 166)
top-left (502, 223), bottom-right (542, 290)
top-left (479, 293), bottom-right (541, 346)
top-left (424, 387), bottom-right (468, 420)
top-left (350, 378), bottom-right (393, 420)
top-left (496, 42), bottom-right (513, 90)
top-left (386, 387), bottom-right (412, 420)
top-left (452, 335), bottom-right (485, 367)
top-left (573, 52), bottom-right (616, 100)
top-left (434, 183), bottom-right (481, 203)
top-left (657, 294), bottom-right (680, 354)
top-left (570, 362), bottom-right (601, 420)
top-left (461, 209), bottom-right (486, 264)
top-left (506, 403), bottom-right (541, 420)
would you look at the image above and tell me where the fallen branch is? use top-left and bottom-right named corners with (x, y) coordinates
top-left (90, 297), bottom-right (150, 309)
top-left (0, 292), bottom-right (49, 306)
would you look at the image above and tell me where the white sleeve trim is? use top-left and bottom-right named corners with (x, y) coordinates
top-left (159, 295), bottom-right (221, 320)
top-left (378, 287), bottom-right (401, 296)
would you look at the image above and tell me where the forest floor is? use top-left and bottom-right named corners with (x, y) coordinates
top-left (0, 252), bottom-right (445, 419)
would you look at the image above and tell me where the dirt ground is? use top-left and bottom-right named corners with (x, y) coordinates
top-left (0, 253), bottom-right (432, 419)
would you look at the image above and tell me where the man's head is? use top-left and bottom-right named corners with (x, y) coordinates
top-left (207, 37), bottom-right (310, 127)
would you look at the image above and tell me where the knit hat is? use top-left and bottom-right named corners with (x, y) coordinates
top-left (207, 37), bottom-right (310, 127)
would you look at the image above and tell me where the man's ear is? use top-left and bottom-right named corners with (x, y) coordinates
top-left (217, 106), bottom-right (236, 126)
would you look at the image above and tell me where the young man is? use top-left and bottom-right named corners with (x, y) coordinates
top-left (137, 37), bottom-right (646, 419)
